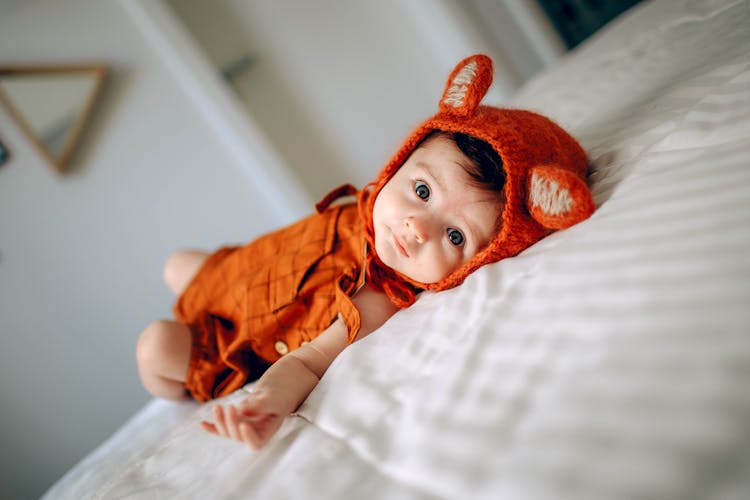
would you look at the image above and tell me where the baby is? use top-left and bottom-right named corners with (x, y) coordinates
top-left (136, 54), bottom-right (594, 449)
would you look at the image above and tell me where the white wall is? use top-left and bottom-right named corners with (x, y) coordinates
top-left (167, 0), bottom-right (546, 200)
top-left (0, 1), bottom-right (304, 498)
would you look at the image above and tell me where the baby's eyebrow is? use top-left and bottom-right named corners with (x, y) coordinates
top-left (459, 212), bottom-right (486, 248)
top-left (415, 160), bottom-right (447, 193)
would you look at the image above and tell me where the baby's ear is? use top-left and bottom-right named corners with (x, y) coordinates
top-left (527, 165), bottom-right (594, 229)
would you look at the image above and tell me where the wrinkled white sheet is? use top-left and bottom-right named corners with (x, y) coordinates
top-left (45, 0), bottom-right (750, 498)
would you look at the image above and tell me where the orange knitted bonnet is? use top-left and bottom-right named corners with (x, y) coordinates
top-left (359, 54), bottom-right (595, 307)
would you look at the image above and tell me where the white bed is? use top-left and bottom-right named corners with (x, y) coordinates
top-left (45, 0), bottom-right (750, 498)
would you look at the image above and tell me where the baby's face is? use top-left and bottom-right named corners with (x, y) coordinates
top-left (372, 134), bottom-right (502, 284)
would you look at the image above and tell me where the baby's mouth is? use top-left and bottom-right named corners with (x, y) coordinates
top-left (393, 234), bottom-right (410, 258)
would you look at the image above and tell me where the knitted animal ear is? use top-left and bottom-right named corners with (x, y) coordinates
top-left (438, 54), bottom-right (493, 117)
top-left (527, 165), bottom-right (595, 229)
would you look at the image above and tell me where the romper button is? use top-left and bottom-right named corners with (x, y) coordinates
top-left (274, 340), bottom-right (289, 356)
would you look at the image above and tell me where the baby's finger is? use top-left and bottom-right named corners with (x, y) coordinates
top-left (225, 405), bottom-right (242, 441)
top-left (213, 405), bottom-right (228, 436)
top-left (200, 421), bottom-right (218, 435)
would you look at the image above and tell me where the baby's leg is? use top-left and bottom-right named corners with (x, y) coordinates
top-left (136, 320), bottom-right (192, 400)
top-left (163, 249), bottom-right (209, 296)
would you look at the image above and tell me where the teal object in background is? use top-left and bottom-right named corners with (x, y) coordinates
top-left (538, 0), bottom-right (643, 48)
top-left (0, 138), bottom-right (10, 167)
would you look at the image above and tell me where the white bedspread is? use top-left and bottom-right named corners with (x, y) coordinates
top-left (45, 0), bottom-right (750, 498)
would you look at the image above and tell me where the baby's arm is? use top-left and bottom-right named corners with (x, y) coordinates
top-left (200, 316), bottom-right (347, 448)
top-left (201, 283), bottom-right (399, 449)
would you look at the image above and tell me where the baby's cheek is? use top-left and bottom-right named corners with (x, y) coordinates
top-left (431, 252), bottom-right (459, 283)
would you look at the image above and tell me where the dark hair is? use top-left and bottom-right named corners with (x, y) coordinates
top-left (451, 132), bottom-right (505, 193)
top-left (420, 130), bottom-right (505, 194)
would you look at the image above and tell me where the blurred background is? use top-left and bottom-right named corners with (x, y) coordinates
top-left (0, 0), bottom-right (639, 497)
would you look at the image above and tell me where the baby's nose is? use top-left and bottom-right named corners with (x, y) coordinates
top-left (405, 217), bottom-right (428, 244)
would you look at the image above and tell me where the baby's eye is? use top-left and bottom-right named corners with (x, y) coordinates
top-left (415, 182), bottom-right (430, 201)
top-left (447, 228), bottom-right (465, 246)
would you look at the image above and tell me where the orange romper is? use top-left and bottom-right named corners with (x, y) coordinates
top-left (174, 199), bottom-right (366, 402)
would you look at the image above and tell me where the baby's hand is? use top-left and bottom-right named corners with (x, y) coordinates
top-left (200, 389), bottom-right (288, 449)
